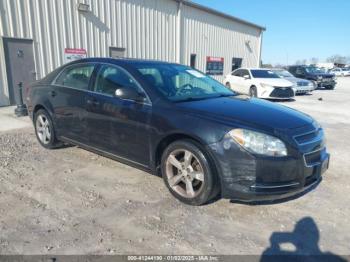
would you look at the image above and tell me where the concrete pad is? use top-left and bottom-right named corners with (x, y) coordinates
top-left (0, 106), bottom-right (32, 132)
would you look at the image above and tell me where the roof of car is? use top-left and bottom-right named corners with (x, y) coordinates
top-left (68, 57), bottom-right (177, 66)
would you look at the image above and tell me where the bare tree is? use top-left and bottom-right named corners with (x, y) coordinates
top-left (326, 55), bottom-right (347, 64)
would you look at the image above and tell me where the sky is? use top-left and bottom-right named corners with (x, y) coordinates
top-left (191, 0), bottom-right (350, 65)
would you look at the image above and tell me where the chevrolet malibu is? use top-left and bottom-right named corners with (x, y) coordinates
top-left (26, 58), bottom-right (330, 206)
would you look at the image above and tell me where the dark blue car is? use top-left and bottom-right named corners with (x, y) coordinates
top-left (26, 58), bottom-right (330, 205)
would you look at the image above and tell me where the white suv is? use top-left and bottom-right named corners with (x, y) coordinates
top-left (224, 68), bottom-right (295, 99)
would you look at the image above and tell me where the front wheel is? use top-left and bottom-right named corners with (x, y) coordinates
top-left (325, 85), bottom-right (335, 90)
top-left (249, 86), bottom-right (258, 97)
top-left (161, 140), bottom-right (218, 206)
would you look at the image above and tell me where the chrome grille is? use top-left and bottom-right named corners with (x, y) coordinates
top-left (294, 129), bottom-right (320, 145)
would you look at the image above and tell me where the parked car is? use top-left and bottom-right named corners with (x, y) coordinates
top-left (272, 69), bottom-right (316, 95)
top-left (26, 58), bottom-right (330, 205)
top-left (288, 65), bottom-right (336, 89)
top-left (224, 68), bottom-right (295, 99)
top-left (329, 68), bottom-right (350, 77)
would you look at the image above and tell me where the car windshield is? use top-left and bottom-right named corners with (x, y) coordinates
top-left (251, 70), bottom-right (280, 78)
top-left (133, 63), bottom-right (235, 102)
top-left (274, 70), bottom-right (294, 78)
top-left (305, 67), bottom-right (325, 73)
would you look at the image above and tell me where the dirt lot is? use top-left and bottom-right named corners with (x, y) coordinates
top-left (0, 78), bottom-right (349, 256)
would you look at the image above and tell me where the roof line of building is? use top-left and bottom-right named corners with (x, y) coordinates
top-left (173, 0), bottom-right (266, 31)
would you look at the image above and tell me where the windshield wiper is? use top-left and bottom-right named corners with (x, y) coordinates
top-left (174, 97), bottom-right (209, 103)
top-left (175, 94), bottom-right (234, 103)
top-left (215, 93), bottom-right (235, 98)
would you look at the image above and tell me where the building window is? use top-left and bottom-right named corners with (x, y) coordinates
top-left (232, 57), bottom-right (243, 72)
top-left (190, 54), bottom-right (197, 68)
top-left (109, 47), bottom-right (126, 58)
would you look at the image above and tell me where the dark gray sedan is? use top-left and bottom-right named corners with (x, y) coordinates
top-left (273, 69), bottom-right (316, 94)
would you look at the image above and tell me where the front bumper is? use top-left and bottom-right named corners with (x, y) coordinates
top-left (295, 85), bottom-right (315, 94)
top-left (316, 79), bottom-right (336, 87)
top-left (208, 128), bottom-right (329, 202)
top-left (259, 86), bottom-right (295, 100)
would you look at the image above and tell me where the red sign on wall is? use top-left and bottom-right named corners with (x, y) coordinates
top-left (206, 56), bottom-right (224, 75)
top-left (207, 56), bottom-right (224, 63)
top-left (64, 48), bottom-right (87, 63)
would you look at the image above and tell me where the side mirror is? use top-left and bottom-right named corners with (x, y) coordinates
top-left (115, 87), bottom-right (146, 103)
top-left (243, 75), bottom-right (250, 80)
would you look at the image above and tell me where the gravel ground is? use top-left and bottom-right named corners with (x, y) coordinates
top-left (0, 78), bottom-right (349, 257)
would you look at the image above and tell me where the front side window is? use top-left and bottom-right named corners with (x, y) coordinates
top-left (134, 63), bottom-right (235, 102)
top-left (55, 64), bottom-right (95, 90)
top-left (241, 69), bottom-right (251, 78)
top-left (232, 69), bottom-right (243, 77)
top-left (94, 65), bottom-right (141, 96)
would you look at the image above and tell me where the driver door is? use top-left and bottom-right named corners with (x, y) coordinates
top-left (240, 69), bottom-right (252, 95)
top-left (86, 64), bottom-right (152, 166)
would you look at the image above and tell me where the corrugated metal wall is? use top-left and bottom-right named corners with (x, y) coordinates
top-left (0, 0), bottom-right (262, 106)
top-left (181, 4), bottom-right (262, 81)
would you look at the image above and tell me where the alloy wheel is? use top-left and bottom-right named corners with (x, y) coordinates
top-left (36, 114), bottom-right (51, 145)
top-left (165, 149), bottom-right (205, 198)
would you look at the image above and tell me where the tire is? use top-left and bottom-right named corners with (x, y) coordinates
top-left (225, 82), bottom-right (232, 89)
top-left (325, 85), bottom-right (335, 90)
top-left (161, 139), bottom-right (218, 206)
top-left (34, 109), bottom-right (61, 149)
top-left (249, 86), bottom-right (258, 98)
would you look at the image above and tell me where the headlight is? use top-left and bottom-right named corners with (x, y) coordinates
top-left (261, 83), bottom-right (273, 88)
top-left (228, 129), bottom-right (287, 156)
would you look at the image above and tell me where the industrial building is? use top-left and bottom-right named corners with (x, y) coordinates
top-left (0, 0), bottom-right (265, 107)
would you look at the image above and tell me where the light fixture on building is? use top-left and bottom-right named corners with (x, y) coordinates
top-left (77, 3), bottom-right (90, 12)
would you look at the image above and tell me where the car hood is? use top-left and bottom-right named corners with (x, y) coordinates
top-left (254, 78), bottom-right (293, 87)
top-left (283, 76), bottom-right (311, 84)
top-left (176, 96), bottom-right (314, 132)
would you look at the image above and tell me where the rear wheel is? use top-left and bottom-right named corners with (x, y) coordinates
top-left (225, 82), bottom-right (232, 89)
top-left (34, 109), bottom-right (61, 149)
top-left (161, 140), bottom-right (218, 206)
top-left (249, 86), bottom-right (258, 97)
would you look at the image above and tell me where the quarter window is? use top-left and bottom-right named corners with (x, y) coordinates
top-left (55, 64), bottom-right (95, 90)
top-left (94, 65), bottom-right (141, 96)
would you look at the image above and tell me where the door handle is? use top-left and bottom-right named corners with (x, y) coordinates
top-left (86, 99), bottom-right (100, 106)
top-left (50, 91), bottom-right (57, 97)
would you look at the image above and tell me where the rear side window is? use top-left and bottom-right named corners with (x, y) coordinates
top-left (55, 64), bottom-right (95, 90)
top-left (94, 65), bottom-right (141, 96)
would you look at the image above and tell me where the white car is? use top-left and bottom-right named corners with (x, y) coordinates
top-left (329, 68), bottom-right (350, 77)
top-left (224, 68), bottom-right (295, 99)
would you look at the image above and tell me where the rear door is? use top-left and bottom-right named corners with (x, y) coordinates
top-left (86, 64), bottom-right (152, 166)
top-left (51, 63), bottom-right (96, 143)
